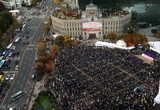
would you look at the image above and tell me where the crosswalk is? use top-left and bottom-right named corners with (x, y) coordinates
top-left (3, 71), bottom-right (17, 74)
top-left (9, 57), bottom-right (20, 61)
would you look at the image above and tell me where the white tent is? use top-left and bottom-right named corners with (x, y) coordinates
top-left (95, 41), bottom-right (135, 50)
top-left (116, 40), bottom-right (127, 47)
top-left (154, 81), bottom-right (160, 104)
top-left (148, 41), bottom-right (160, 54)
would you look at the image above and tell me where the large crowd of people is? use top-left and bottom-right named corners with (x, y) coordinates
top-left (49, 44), bottom-right (160, 110)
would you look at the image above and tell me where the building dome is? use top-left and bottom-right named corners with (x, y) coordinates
top-left (86, 1), bottom-right (97, 8)
top-left (116, 40), bottom-right (127, 47)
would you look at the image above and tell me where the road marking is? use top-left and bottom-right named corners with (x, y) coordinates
top-left (13, 88), bottom-right (15, 92)
top-left (23, 77), bottom-right (26, 80)
top-left (17, 80), bottom-right (19, 84)
top-left (0, 92), bottom-right (9, 108)
top-left (20, 73), bottom-right (22, 77)
top-left (23, 67), bottom-right (25, 70)
top-left (19, 97), bottom-right (22, 101)
top-left (20, 84), bottom-right (23, 87)
top-left (25, 62), bottom-right (26, 64)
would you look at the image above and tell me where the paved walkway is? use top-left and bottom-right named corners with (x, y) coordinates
top-left (25, 74), bottom-right (47, 110)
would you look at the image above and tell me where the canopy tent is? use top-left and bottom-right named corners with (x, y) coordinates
top-left (95, 41), bottom-right (135, 50)
top-left (148, 41), bottom-right (160, 54)
top-left (154, 81), bottom-right (160, 104)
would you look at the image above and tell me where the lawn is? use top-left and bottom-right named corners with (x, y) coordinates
top-left (33, 91), bottom-right (59, 110)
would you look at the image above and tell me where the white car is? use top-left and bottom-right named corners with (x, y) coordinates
top-left (12, 46), bottom-right (16, 50)
top-left (5, 57), bottom-right (10, 61)
top-left (5, 74), bottom-right (10, 80)
top-left (8, 52), bottom-right (12, 57)
top-left (15, 65), bottom-right (19, 70)
top-left (10, 74), bottom-right (15, 80)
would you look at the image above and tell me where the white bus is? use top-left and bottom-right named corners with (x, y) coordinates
top-left (15, 37), bottom-right (20, 43)
top-left (11, 91), bottom-right (24, 100)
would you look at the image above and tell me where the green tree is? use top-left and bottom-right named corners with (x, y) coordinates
top-left (106, 32), bottom-right (118, 41)
top-left (124, 20), bottom-right (139, 34)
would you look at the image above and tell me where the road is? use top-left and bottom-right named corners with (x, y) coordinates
top-left (0, 18), bottom-right (45, 109)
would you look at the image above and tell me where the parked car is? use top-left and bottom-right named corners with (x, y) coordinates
top-left (10, 74), bottom-right (15, 81)
top-left (4, 84), bottom-right (10, 90)
top-left (0, 93), bottom-right (5, 99)
top-left (15, 65), bottom-right (19, 70)
top-left (12, 46), bottom-right (16, 50)
top-left (5, 74), bottom-right (10, 80)
top-left (31, 74), bottom-right (36, 79)
top-left (8, 52), bottom-right (12, 57)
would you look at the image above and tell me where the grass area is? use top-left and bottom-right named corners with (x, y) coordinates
top-left (32, 91), bottom-right (59, 110)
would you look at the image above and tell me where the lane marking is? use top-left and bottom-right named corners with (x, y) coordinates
top-left (20, 84), bottom-right (23, 88)
top-left (20, 74), bottom-right (22, 77)
top-left (13, 88), bottom-right (16, 92)
top-left (23, 67), bottom-right (25, 70)
top-left (0, 92), bottom-right (9, 107)
top-left (23, 77), bottom-right (26, 80)
top-left (17, 80), bottom-right (19, 84)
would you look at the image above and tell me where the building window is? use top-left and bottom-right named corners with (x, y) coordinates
top-left (99, 32), bottom-right (101, 34)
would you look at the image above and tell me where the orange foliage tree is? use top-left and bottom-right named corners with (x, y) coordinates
top-left (71, 39), bottom-right (78, 46)
top-left (122, 33), bottom-right (132, 43)
top-left (39, 56), bottom-right (47, 63)
top-left (106, 32), bottom-right (118, 41)
top-left (156, 32), bottom-right (160, 39)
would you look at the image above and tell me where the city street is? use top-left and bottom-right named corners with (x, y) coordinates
top-left (0, 18), bottom-right (44, 109)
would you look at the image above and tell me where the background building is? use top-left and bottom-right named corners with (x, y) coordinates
top-left (0, 0), bottom-right (31, 9)
top-left (51, 1), bottom-right (131, 40)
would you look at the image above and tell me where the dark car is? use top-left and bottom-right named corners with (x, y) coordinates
top-left (16, 52), bottom-right (20, 55)
top-left (0, 93), bottom-right (5, 99)
top-left (4, 84), bottom-right (10, 90)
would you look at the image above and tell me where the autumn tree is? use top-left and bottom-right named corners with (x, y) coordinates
top-left (106, 32), bottom-right (118, 41)
top-left (54, 0), bottom-right (61, 6)
top-left (132, 34), bottom-right (141, 47)
top-left (39, 55), bottom-right (47, 63)
top-left (156, 32), bottom-right (160, 39)
top-left (55, 35), bottom-right (64, 46)
top-left (37, 42), bottom-right (45, 55)
top-left (43, 21), bottom-right (51, 34)
top-left (138, 34), bottom-right (148, 46)
top-left (71, 39), bottom-right (78, 46)
top-left (36, 62), bottom-right (44, 71)
top-left (122, 33), bottom-right (132, 43)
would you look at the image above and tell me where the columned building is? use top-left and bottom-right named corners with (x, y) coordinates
top-left (51, 1), bottom-right (132, 40)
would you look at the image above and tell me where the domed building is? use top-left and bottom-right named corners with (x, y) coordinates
top-left (51, 0), bottom-right (132, 40)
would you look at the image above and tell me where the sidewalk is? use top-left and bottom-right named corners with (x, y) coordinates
top-left (25, 74), bottom-right (47, 110)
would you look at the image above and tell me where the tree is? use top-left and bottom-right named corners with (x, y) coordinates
top-left (132, 35), bottom-right (141, 47)
top-left (138, 34), bottom-right (148, 46)
top-left (39, 56), bottom-right (47, 63)
top-left (156, 32), bottom-right (160, 39)
top-left (37, 42), bottom-right (45, 55)
top-left (124, 20), bottom-right (139, 34)
top-left (43, 21), bottom-right (51, 34)
top-left (36, 62), bottom-right (44, 71)
top-left (71, 39), bottom-right (78, 46)
top-left (106, 32), bottom-right (118, 41)
top-left (55, 35), bottom-right (64, 46)
top-left (0, 1), bottom-right (5, 12)
top-left (122, 33), bottom-right (132, 43)
top-left (54, 0), bottom-right (61, 5)
top-left (63, 35), bottom-right (71, 43)
top-left (38, 38), bottom-right (44, 43)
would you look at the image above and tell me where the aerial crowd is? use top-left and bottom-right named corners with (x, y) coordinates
top-left (49, 43), bottom-right (160, 110)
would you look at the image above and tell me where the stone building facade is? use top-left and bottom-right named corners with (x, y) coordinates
top-left (51, 1), bottom-right (132, 40)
